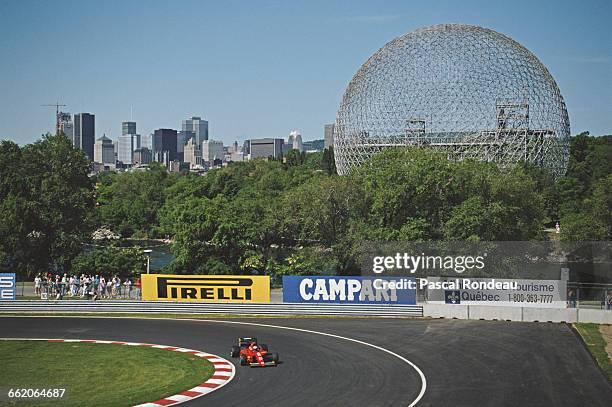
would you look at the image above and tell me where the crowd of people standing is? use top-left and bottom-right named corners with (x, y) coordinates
top-left (33, 273), bottom-right (141, 300)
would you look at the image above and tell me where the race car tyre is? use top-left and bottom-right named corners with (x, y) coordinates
top-left (270, 352), bottom-right (279, 364)
top-left (231, 345), bottom-right (240, 357)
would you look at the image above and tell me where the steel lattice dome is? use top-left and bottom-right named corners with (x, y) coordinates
top-left (334, 24), bottom-right (570, 177)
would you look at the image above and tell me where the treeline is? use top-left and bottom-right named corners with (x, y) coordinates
top-left (93, 135), bottom-right (611, 278)
top-left (551, 133), bottom-right (611, 241)
top-left (0, 134), bottom-right (95, 276)
top-left (1, 133), bottom-right (610, 279)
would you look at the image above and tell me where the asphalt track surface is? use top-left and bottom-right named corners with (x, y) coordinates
top-left (1, 317), bottom-right (610, 407)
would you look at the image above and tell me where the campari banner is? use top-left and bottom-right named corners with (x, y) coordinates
top-left (282, 276), bottom-right (416, 304)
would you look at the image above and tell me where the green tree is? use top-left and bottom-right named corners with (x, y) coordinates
top-left (95, 164), bottom-right (175, 237)
top-left (322, 147), bottom-right (337, 175)
top-left (0, 134), bottom-right (94, 278)
top-left (71, 246), bottom-right (146, 277)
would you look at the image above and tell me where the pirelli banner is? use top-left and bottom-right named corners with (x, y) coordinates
top-left (141, 274), bottom-right (270, 303)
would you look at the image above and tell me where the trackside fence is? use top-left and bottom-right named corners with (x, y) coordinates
top-left (0, 300), bottom-right (423, 318)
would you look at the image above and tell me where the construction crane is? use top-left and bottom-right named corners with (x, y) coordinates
top-left (41, 102), bottom-right (67, 135)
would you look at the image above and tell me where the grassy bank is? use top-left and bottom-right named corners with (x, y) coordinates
top-left (574, 323), bottom-right (612, 380)
top-left (0, 340), bottom-right (214, 407)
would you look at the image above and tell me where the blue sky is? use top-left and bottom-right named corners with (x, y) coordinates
top-left (0, 0), bottom-right (610, 145)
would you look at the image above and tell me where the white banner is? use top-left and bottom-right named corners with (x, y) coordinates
top-left (424, 277), bottom-right (567, 308)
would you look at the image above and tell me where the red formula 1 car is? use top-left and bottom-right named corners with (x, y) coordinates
top-left (230, 337), bottom-right (279, 367)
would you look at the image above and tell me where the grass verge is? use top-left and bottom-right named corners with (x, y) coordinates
top-left (0, 340), bottom-right (214, 407)
top-left (573, 323), bottom-right (612, 380)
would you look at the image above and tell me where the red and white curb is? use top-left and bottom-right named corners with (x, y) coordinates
top-left (0, 338), bottom-right (235, 406)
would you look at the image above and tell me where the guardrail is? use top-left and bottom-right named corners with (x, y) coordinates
top-left (0, 301), bottom-right (424, 318)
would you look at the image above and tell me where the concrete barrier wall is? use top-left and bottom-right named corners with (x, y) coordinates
top-left (467, 305), bottom-right (523, 321)
top-left (422, 303), bottom-right (608, 324)
top-left (523, 308), bottom-right (577, 323)
top-left (577, 309), bottom-right (612, 324)
top-left (422, 303), bottom-right (468, 319)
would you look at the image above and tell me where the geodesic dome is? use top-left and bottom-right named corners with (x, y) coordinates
top-left (334, 24), bottom-right (570, 177)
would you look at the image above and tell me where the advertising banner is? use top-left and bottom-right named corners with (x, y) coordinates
top-left (425, 277), bottom-right (567, 308)
top-left (282, 276), bottom-right (416, 304)
top-left (141, 274), bottom-right (270, 303)
top-left (0, 273), bottom-right (16, 300)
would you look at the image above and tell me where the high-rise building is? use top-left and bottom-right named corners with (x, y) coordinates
top-left (201, 139), bottom-right (224, 163)
top-left (58, 112), bottom-right (73, 140)
top-left (118, 134), bottom-right (139, 164)
top-left (290, 130), bottom-right (303, 152)
top-left (183, 138), bottom-right (202, 167)
top-left (133, 147), bottom-right (152, 165)
top-left (94, 135), bottom-right (114, 164)
top-left (119, 121), bottom-right (140, 164)
top-left (122, 121), bottom-right (136, 136)
top-left (249, 138), bottom-right (284, 159)
top-left (324, 124), bottom-right (334, 149)
top-left (182, 116), bottom-right (208, 145)
top-left (153, 128), bottom-right (178, 161)
top-left (74, 113), bottom-right (95, 160)
top-left (177, 130), bottom-right (195, 162)
top-left (230, 151), bottom-right (244, 162)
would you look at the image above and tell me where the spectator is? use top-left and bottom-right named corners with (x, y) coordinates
top-left (110, 277), bottom-right (117, 298)
top-left (99, 277), bottom-right (106, 299)
top-left (69, 275), bottom-right (75, 297)
top-left (34, 274), bottom-right (41, 296)
top-left (606, 292), bottom-right (612, 311)
top-left (567, 288), bottom-right (577, 308)
top-left (134, 277), bottom-right (141, 299)
top-left (61, 273), bottom-right (68, 297)
top-left (124, 279), bottom-right (132, 299)
top-left (116, 276), bottom-right (122, 298)
top-left (55, 275), bottom-right (63, 300)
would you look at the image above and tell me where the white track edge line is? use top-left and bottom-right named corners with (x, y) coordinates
top-left (0, 315), bottom-right (426, 406)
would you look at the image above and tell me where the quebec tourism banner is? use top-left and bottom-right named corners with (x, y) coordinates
top-left (282, 276), bottom-right (417, 304)
top-left (425, 276), bottom-right (567, 308)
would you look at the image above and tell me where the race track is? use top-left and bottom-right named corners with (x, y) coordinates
top-left (1, 317), bottom-right (610, 407)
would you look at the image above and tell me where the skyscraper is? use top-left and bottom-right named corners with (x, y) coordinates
top-left (249, 138), bottom-right (284, 159)
top-left (118, 121), bottom-right (140, 165)
top-left (122, 121), bottom-right (136, 136)
top-left (94, 135), bottom-right (114, 164)
top-left (74, 113), bottom-right (95, 160)
top-left (290, 130), bottom-right (303, 152)
top-left (201, 139), bottom-right (224, 163)
top-left (142, 133), bottom-right (153, 150)
top-left (177, 130), bottom-right (195, 162)
top-left (183, 138), bottom-right (202, 167)
top-left (153, 128), bottom-right (178, 161)
top-left (133, 148), bottom-right (152, 165)
top-left (324, 124), bottom-right (334, 149)
top-left (182, 116), bottom-right (208, 145)
top-left (118, 134), bottom-right (136, 164)
top-left (58, 112), bottom-right (73, 140)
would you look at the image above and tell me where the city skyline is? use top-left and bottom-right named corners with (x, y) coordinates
top-left (1, 0), bottom-right (610, 146)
